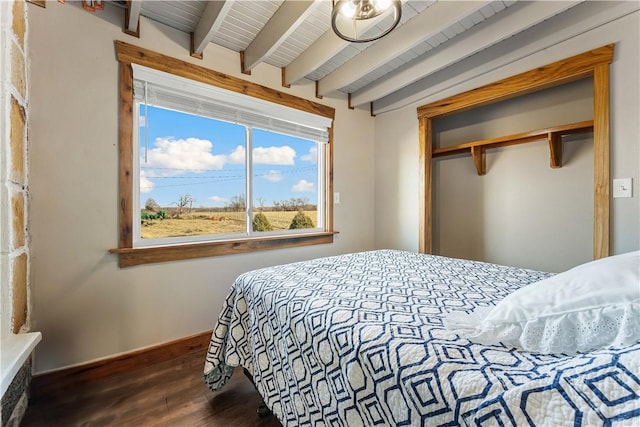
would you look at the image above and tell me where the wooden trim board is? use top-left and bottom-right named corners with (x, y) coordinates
top-left (31, 331), bottom-right (212, 398)
top-left (110, 232), bottom-right (338, 267)
top-left (112, 41), bottom-right (336, 267)
top-left (417, 45), bottom-right (613, 258)
top-left (417, 45), bottom-right (614, 119)
top-left (115, 41), bottom-right (334, 120)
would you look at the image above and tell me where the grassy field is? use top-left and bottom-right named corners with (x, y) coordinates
top-left (140, 210), bottom-right (318, 239)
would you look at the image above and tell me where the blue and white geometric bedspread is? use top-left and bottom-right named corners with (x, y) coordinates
top-left (204, 250), bottom-right (640, 426)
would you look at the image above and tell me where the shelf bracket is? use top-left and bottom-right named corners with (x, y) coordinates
top-left (471, 146), bottom-right (486, 175)
top-left (548, 132), bottom-right (563, 168)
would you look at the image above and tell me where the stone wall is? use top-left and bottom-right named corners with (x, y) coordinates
top-left (1, 1), bottom-right (32, 426)
top-left (1, 359), bottom-right (32, 427)
top-left (1, 0), bottom-right (30, 335)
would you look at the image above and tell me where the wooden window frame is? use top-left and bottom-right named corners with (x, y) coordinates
top-left (417, 44), bottom-right (614, 260)
top-left (110, 41), bottom-right (336, 268)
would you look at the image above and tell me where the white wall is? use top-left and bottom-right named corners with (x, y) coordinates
top-left (432, 79), bottom-right (594, 272)
top-left (375, 6), bottom-right (640, 271)
top-left (28, 2), bottom-right (375, 373)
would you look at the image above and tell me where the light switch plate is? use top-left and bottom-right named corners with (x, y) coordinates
top-left (613, 178), bottom-right (632, 198)
top-left (334, 192), bottom-right (341, 204)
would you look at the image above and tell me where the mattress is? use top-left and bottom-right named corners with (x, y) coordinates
top-left (204, 249), bottom-right (640, 426)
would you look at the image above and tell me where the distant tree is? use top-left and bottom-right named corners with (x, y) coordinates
top-left (227, 194), bottom-right (246, 212)
top-left (145, 198), bottom-right (161, 212)
top-left (272, 197), bottom-right (312, 211)
top-left (252, 212), bottom-right (273, 232)
top-left (289, 210), bottom-right (315, 229)
top-left (292, 197), bottom-right (309, 210)
top-left (173, 193), bottom-right (194, 216)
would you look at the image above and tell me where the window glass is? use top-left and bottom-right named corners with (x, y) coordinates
top-left (113, 47), bottom-right (335, 266)
top-left (137, 105), bottom-right (247, 242)
top-left (252, 129), bottom-right (321, 232)
top-left (135, 105), bottom-right (323, 246)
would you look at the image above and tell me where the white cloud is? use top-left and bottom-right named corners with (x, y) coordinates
top-left (140, 140), bottom-right (297, 185)
top-left (253, 146), bottom-right (296, 165)
top-left (144, 137), bottom-right (227, 176)
top-left (140, 170), bottom-right (154, 193)
top-left (301, 146), bottom-right (317, 162)
top-left (262, 170), bottom-right (283, 182)
top-left (227, 145), bottom-right (246, 164)
top-left (292, 179), bottom-right (315, 193)
top-left (208, 195), bottom-right (227, 205)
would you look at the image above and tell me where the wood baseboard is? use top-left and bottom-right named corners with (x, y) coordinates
top-left (31, 330), bottom-right (212, 398)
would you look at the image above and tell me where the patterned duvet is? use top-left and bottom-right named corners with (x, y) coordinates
top-left (204, 250), bottom-right (640, 426)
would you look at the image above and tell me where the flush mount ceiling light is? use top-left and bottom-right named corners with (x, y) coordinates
top-left (331, 0), bottom-right (402, 43)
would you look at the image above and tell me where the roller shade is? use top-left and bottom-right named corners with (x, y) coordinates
top-left (132, 64), bottom-right (331, 142)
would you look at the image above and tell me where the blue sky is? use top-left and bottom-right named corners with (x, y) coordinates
top-left (139, 105), bottom-right (319, 209)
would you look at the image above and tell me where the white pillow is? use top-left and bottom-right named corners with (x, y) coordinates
top-left (445, 251), bottom-right (640, 354)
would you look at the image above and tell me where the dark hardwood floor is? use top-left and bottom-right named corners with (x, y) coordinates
top-left (22, 350), bottom-right (283, 426)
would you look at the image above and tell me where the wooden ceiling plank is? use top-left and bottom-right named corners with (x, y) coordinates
top-left (242, 0), bottom-right (319, 73)
top-left (350, 1), bottom-right (581, 107)
top-left (373, 0), bottom-right (638, 115)
top-left (316, 1), bottom-right (491, 97)
top-left (284, 0), bottom-right (410, 86)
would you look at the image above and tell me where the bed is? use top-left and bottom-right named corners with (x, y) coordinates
top-left (203, 249), bottom-right (640, 426)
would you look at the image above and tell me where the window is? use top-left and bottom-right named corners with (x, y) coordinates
top-left (133, 64), bottom-right (329, 246)
top-left (111, 42), bottom-right (336, 267)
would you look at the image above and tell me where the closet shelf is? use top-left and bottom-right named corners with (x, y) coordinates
top-left (432, 120), bottom-right (594, 175)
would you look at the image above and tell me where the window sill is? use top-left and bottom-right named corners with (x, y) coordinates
top-left (109, 231), bottom-right (338, 268)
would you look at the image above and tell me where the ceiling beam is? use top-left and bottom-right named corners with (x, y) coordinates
top-left (350, 1), bottom-right (581, 107)
top-left (191, 0), bottom-right (233, 58)
top-left (125, 0), bottom-right (142, 36)
top-left (242, 0), bottom-right (319, 73)
top-left (374, 0), bottom-right (637, 115)
top-left (316, 1), bottom-right (492, 97)
top-left (283, 27), bottom-right (352, 86)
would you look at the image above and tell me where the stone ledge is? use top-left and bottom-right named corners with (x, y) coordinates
top-left (1, 332), bottom-right (41, 397)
